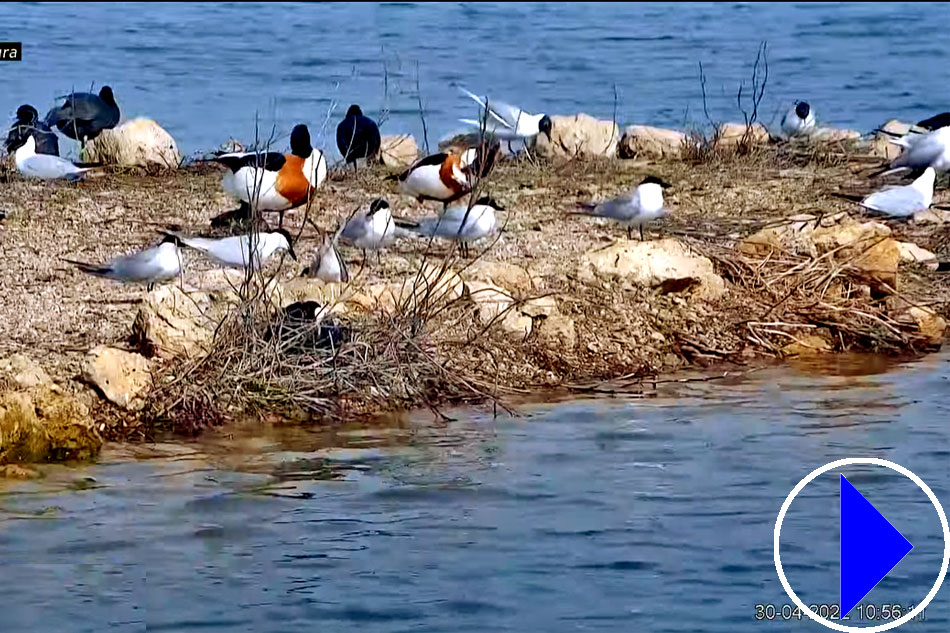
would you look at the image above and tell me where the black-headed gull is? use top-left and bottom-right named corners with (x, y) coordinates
top-left (14, 135), bottom-right (94, 180)
top-left (305, 224), bottom-right (349, 283)
top-left (458, 87), bottom-right (552, 142)
top-left (396, 196), bottom-right (503, 257)
top-left (781, 101), bottom-right (815, 137)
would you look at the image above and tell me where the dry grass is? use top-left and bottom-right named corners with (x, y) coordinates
top-left (2, 139), bottom-right (950, 437)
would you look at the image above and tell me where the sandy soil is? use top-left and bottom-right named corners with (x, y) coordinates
top-left (1, 145), bottom-right (948, 411)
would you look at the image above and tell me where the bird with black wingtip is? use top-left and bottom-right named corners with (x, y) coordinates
top-left (208, 123), bottom-right (327, 228)
top-left (336, 104), bottom-right (381, 169)
top-left (5, 104), bottom-right (59, 156)
top-left (45, 86), bottom-right (120, 147)
top-left (571, 175), bottom-right (672, 240)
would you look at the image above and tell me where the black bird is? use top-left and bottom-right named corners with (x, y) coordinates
top-left (916, 112), bottom-right (950, 131)
top-left (45, 86), bottom-right (120, 146)
top-left (336, 104), bottom-right (381, 167)
top-left (5, 104), bottom-right (59, 156)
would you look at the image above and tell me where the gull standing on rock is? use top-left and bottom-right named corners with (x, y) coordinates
top-left (5, 104), bottom-right (59, 156)
top-left (860, 167), bottom-right (935, 218)
top-left (165, 229), bottom-right (296, 270)
top-left (781, 101), bottom-right (815, 137)
top-left (45, 86), bottom-right (120, 146)
top-left (571, 176), bottom-right (672, 240)
top-left (63, 235), bottom-right (183, 291)
top-left (395, 196), bottom-right (502, 257)
top-left (13, 135), bottom-right (96, 180)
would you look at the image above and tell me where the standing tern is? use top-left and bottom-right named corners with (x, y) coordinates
top-left (395, 196), bottom-right (503, 257)
top-left (571, 176), bottom-right (672, 240)
top-left (64, 235), bottom-right (183, 291)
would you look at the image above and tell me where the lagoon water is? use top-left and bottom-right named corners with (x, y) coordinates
top-left (2, 354), bottom-right (950, 632)
top-left (2, 2), bottom-right (950, 156)
top-left (2, 4), bottom-right (950, 631)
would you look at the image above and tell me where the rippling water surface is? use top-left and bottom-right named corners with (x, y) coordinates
top-left (2, 2), bottom-right (949, 155)
top-left (2, 353), bottom-right (950, 631)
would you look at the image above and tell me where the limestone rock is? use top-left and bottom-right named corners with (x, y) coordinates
top-left (579, 238), bottom-right (726, 300)
top-left (348, 265), bottom-right (464, 315)
top-left (879, 119), bottom-right (914, 136)
top-left (0, 355), bottom-right (51, 389)
top-left (133, 285), bottom-right (216, 359)
top-left (810, 127), bottom-right (861, 143)
top-left (897, 241), bottom-right (937, 264)
top-left (618, 125), bottom-right (686, 159)
top-left (739, 212), bottom-right (901, 291)
top-left (464, 260), bottom-right (533, 293)
top-left (380, 134), bottom-right (419, 168)
top-left (537, 313), bottom-right (577, 349)
top-left (466, 281), bottom-right (515, 323)
top-left (781, 334), bottom-right (832, 356)
top-left (863, 134), bottom-right (904, 161)
top-left (535, 113), bottom-right (619, 159)
top-left (902, 307), bottom-right (947, 346)
top-left (0, 464), bottom-right (42, 479)
top-left (717, 122), bottom-right (770, 146)
top-left (84, 118), bottom-right (181, 169)
top-left (82, 346), bottom-right (152, 410)
top-left (0, 387), bottom-right (101, 464)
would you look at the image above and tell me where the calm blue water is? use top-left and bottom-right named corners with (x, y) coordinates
top-left (1, 354), bottom-right (950, 632)
top-left (2, 2), bottom-right (949, 156)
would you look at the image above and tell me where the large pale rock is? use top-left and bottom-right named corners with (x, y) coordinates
top-left (0, 355), bottom-right (51, 389)
top-left (466, 281), bottom-right (515, 323)
top-left (739, 212), bottom-right (901, 291)
top-left (879, 119), bottom-right (914, 136)
top-left (133, 285), bottom-right (217, 358)
top-left (464, 260), bottom-right (533, 293)
top-left (535, 113), bottom-right (619, 159)
top-left (618, 125), bottom-right (686, 159)
top-left (84, 118), bottom-right (181, 169)
top-left (897, 241), bottom-right (937, 264)
top-left (902, 307), bottom-right (947, 345)
top-left (781, 334), bottom-right (832, 356)
top-left (133, 272), bottom-right (286, 358)
top-left (380, 134), bottom-right (419, 168)
top-left (717, 122), bottom-right (770, 146)
top-left (810, 127), bottom-right (861, 143)
top-left (864, 134), bottom-right (904, 161)
top-left (348, 265), bottom-right (464, 315)
top-left (82, 346), bottom-right (152, 410)
top-left (0, 387), bottom-right (101, 464)
top-left (578, 238), bottom-right (726, 300)
top-left (537, 313), bottom-right (577, 349)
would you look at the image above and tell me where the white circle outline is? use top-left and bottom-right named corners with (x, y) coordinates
top-left (774, 458), bottom-right (950, 632)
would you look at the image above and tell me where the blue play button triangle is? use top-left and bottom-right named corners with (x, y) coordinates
top-left (840, 474), bottom-right (913, 616)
